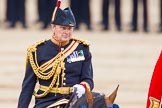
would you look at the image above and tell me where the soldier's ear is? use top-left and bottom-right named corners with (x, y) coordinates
top-left (51, 24), bottom-right (56, 32)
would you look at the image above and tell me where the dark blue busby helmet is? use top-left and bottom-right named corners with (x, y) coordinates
top-left (51, 7), bottom-right (76, 27)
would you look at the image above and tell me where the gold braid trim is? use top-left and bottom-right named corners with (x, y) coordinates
top-left (26, 39), bottom-right (46, 69)
top-left (27, 39), bottom-right (56, 80)
top-left (38, 52), bottom-right (65, 74)
top-left (33, 55), bottom-right (65, 98)
top-left (27, 39), bottom-right (79, 98)
top-left (27, 39), bottom-right (64, 81)
top-left (28, 51), bottom-right (61, 80)
top-left (27, 40), bottom-right (67, 98)
top-left (71, 37), bottom-right (90, 46)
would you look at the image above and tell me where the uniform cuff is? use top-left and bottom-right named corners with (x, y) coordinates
top-left (80, 81), bottom-right (90, 90)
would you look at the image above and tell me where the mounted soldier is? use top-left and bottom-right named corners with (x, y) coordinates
top-left (17, 0), bottom-right (93, 107)
top-left (17, 0), bottom-right (119, 107)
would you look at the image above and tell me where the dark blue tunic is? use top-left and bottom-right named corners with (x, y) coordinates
top-left (18, 39), bottom-right (94, 108)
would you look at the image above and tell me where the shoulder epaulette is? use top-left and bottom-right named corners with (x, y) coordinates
top-left (27, 39), bottom-right (46, 52)
top-left (71, 37), bottom-right (90, 46)
top-left (26, 39), bottom-right (46, 67)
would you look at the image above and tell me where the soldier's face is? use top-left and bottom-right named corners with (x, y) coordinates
top-left (52, 25), bottom-right (74, 42)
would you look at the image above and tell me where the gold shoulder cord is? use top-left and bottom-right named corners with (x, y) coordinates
top-left (27, 40), bottom-right (66, 98)
top-left (33, 54), bottom-right (65, 98)
top-left (71, 37), bottom-right (90, 46)
top-left (27, 39), bottom-right (79, 98)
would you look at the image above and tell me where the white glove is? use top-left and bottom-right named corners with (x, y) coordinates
top-left (73, 84), bottom-right (85, 98)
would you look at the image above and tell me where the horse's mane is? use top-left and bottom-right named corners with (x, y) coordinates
top-left (92, 93), bottom-right (107, 108)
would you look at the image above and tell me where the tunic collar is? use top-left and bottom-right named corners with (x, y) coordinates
top-left (51, 37), bottom-right (69, 46)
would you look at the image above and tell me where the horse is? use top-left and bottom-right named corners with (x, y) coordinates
top-left (47, 85), bottom-right (119, 108)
